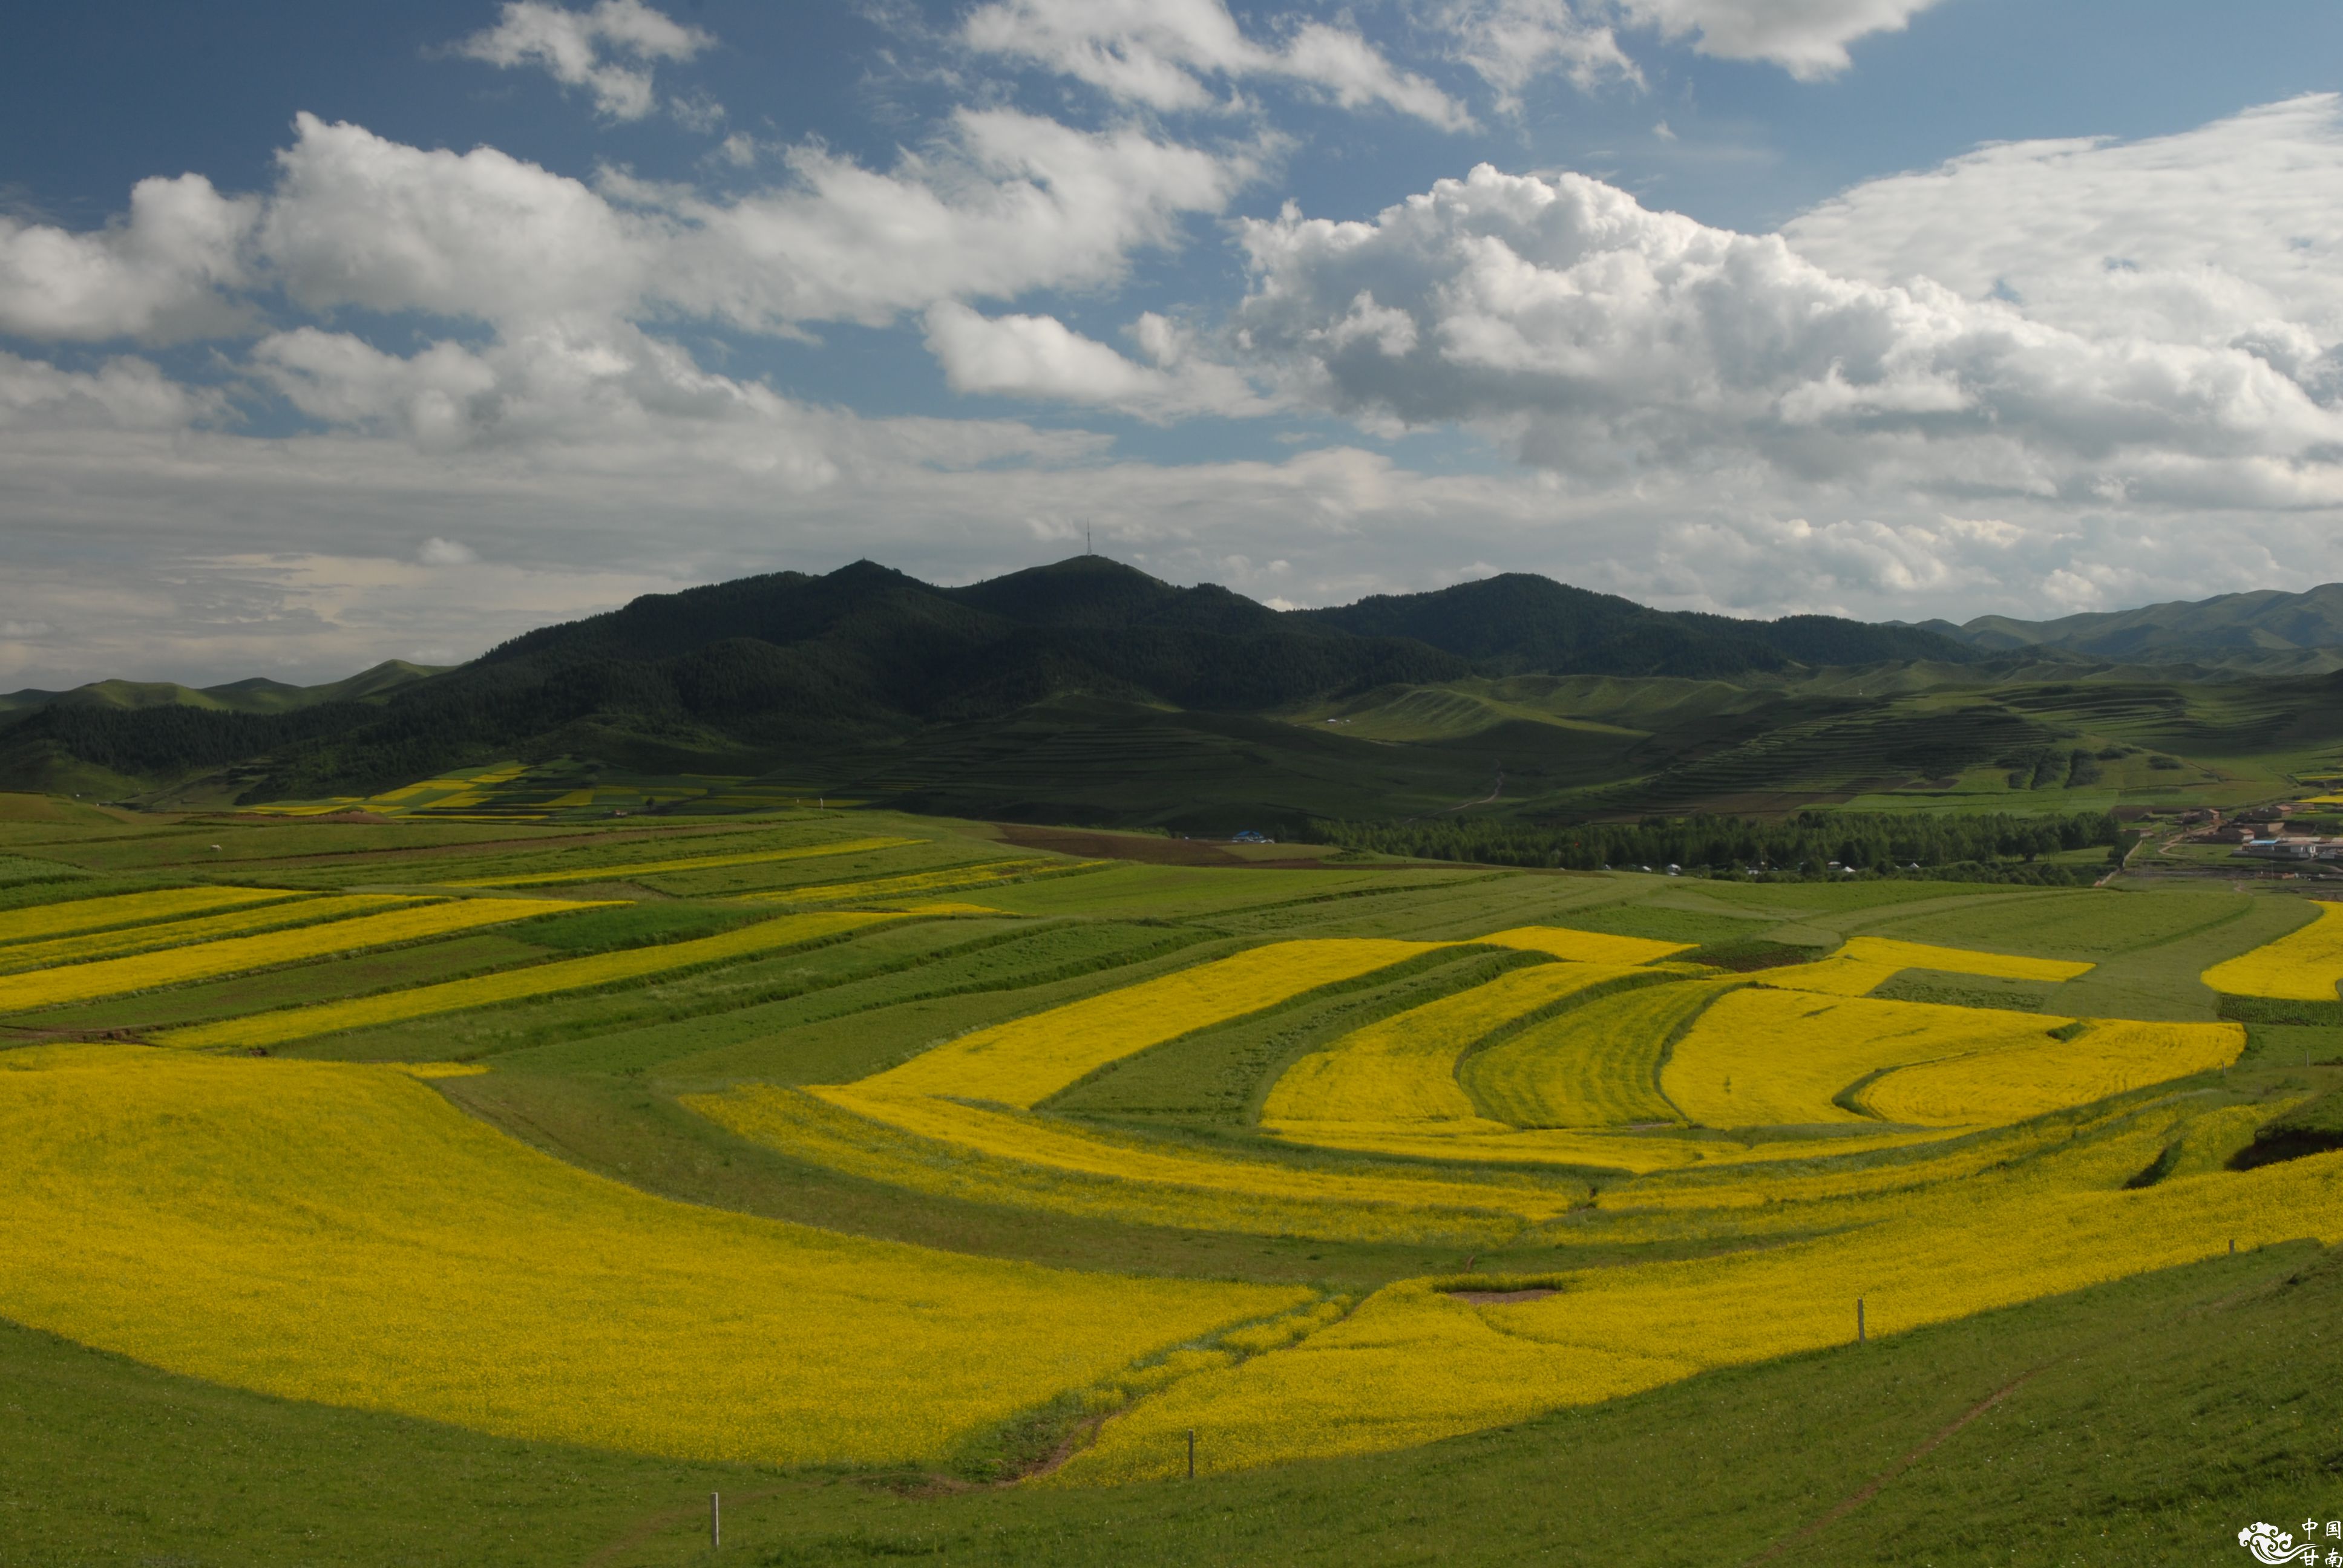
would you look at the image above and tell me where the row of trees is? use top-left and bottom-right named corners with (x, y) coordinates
top-left (1304, 809), bottom-right (2121, 880)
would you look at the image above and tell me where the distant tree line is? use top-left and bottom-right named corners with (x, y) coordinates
top-left (1303, 810), bottom-right (2122, 883)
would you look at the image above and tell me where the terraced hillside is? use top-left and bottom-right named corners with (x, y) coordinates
top-left (2, 789), bottom-right (2340, 1564)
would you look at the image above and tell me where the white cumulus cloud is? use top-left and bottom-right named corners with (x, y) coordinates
top-left (0, 350), bottom-right (223, 431)
top-left (1784, 95), bottom-right (2343, 353)
top-left (0, 174), bottom-right (258, 343)
top-left (455, 0), bottom-right (713, 122)
top-left (252, 109), bottom-right (1250, 336)
top-left (963, 0), bottom-right (1473, 129)
top-left (1614, 0), bottom-right (1947, 79)
top-left (1234, 159), bottom-right (2343, 509)
top-left (1430, 1), bottom-right (1640, 108)
top-left (922, 302), bottom-right (1273, 419)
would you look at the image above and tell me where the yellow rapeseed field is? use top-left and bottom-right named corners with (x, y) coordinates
top-left (1066, 1119), bottom-right (2343, 1480)
top-left (730, 858), bottom-right (1104, 907)
top-left (2202, 900), bottom-right (2343, 1001)
top-left (159, 908), bottom-right (899, 1050)
top-left (447, 835), bottom-right (921, 887)
top-left (1461, 976), bottom-right (1740, 1128)
top-left (1056, 1280), bottom-right (1697, 1482)
top-left (1857, 1019), bottom-right (2243, 1125)
top-left (0, 897), bottom-right (576, 1015)
top-left (0, 1045), bottom-right (1304, 1466)
top-left (1747, 955), bottom-right (1907, 995)
top-left (1662, 988), bottom-right (2063, 1128)
top-left (1754, 936), bottom-right (2092, 998)
top-left (1261, 963), bottom-right (1639, 1126)
top-left (698, 1085), bottom-right (1564, 1245)
top-left (1836, 936), bottom-right (2094, 983)
top-left (1256, 1117), bottom-right (1937, 1172)
top-left (0, 885), bottom-right (301, 947)
top-left (1471, 927), bottom-right (1694, 965)
top-left (852, 938), bottom-right (1443, 1108)
top-left (0, 893), bottom-right (411, 975)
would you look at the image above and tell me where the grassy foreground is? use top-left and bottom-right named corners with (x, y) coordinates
top-left (5, 1241), bottom-right (2340, 1566)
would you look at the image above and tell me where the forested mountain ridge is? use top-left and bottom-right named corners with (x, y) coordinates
top-left (0, 557), bottom-right (1986, 802)
top-left (1299, 572), bottom-right (1979, 676)
top-left (1916, 581), bottom-right (2343, 664)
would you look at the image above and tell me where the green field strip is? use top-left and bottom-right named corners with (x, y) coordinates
top-left (0, 897), bottom-right (586, 1015)
top-left (4, 933), bottom-right (561, 1033)
top-left (270, 919), bottom-right (1055, 1065)
top-left (729, 857), bottom-right (1109, 907)
top-left (441, 835), bottom-right (923, 887)
top-left (497, 921), bottom-right (1214, 1082)
top-left (154, 908), bottom-right (914, 1050)
top-left (1462, 977), bottom-right (1744, 1128)
top-left (1061, 949), bottom-right (1530, 1126)
top-left (0, 884), bottom-right (304, 948)
top-left (0, 893), bottom-right (417, 975)
top-left (1262, 962), bottom-right (1648, 1126)
top-left (690, 1085), bottom-right (1536, 1248)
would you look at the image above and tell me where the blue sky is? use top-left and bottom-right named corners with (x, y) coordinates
top-left (4, 1), bottom-right (2343, 686)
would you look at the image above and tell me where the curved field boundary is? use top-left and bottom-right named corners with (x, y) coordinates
top-left (1755, 936), bottom-right (2093, 999)
top-left (1837, 937), bottom-right (2092, 984)
top-left (1855, 1019), bottom-right (2244, 1127)
top-left (443, 835), bottom-right (922, 887)
top-left (852, 938), bottom-right (1446, 1109)
top-left (730, 858), bottom-right (1107, 908)
top-left (0, 1045), bottom-right (1302, 1468)
top-left (0, 898), bottom-right (578, 1016)
top-left (0, 886), bottom-right (302, 948)
top-left (1464, 975), bottom-right (1745, 1128)
top-left (1058, 1117), bottom-right (2343, 1483)
top-left (1254, 1117), bottom-right (1937, 1173)
top-left (1664, 990), bottom-right (2065, 1129)
top-left (1472, 926), bottom-right (1694, 965)
top-left (695, 1085), bottom-right (1559, 1245)
top-left (1262, 963), bottom-right (1644, 1126)
top-left (2202, 901), bottom-right (2343, 1001)
top-left (0, 893), bottom-right (413, 975)
top-left (156, 908), bottom-right (900, 1050)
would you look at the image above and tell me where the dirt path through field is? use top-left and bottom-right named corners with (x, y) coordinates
top-left (1738, 1365), bottom-right (2046, 1566)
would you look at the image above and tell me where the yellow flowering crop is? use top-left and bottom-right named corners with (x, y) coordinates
top-left (851, 938), bottom-right (1443, 1108)
top-left (1470, 926), bottom-right (1693, 965)
top-left (1262, 963), bottom-right (1639, 1126)
top-left (2202, 900), bottom-right (2343, 1000)
top-left (0, 1045), bottom-right (1304, 1467)
top-left (1747, 955), bottom-right (1907, 995)
top-left (1663, 988), bottom-right (2062, 1128)
top-left (1856, 1018), bottom-right (2243, 1125)
top-left (1837, 936), bottom-right (2093, 983)
top-left (447, 835), bottom-right (921, 887)
top-left (1754, 936), bottom-right (2092, 998)
top-left (730, 858), bottom-right (1104, 907)
top-left (0, 893), bottom-right (410, 975)
top-left (1256, 1117), bottom-right (1937, 1173)
top-left (0, 897), bottom-right (576, 1015)
top-left (696, 1085), bottom-right (1561, 1245)
top-left (1461, 976), bottom-right (1742, 1128)
top-left (0, 885), bottom-right (300, 948)
top-left (159, 908), bottom-right (897, 1050)
top-left (1057, 1280), bottom-right (1697, 1483)
top-left (1065, 1127), bottom-right (2343, 1481)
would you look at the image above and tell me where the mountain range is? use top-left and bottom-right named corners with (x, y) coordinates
top-left (0, 558), bottom-right (1975, 800)
top-left (5, 557), bottom-right (2341, 823)
top-left (1915, 583), bottom-right (2343, 666)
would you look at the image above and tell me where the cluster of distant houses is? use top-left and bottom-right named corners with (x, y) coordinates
top-left (2173, 805), bottom-right (2343, 862)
